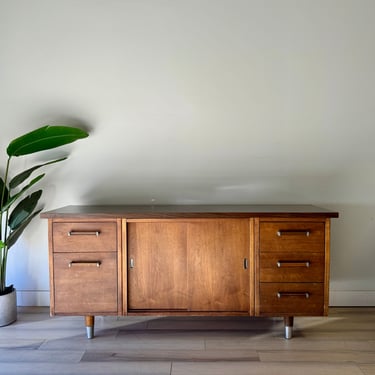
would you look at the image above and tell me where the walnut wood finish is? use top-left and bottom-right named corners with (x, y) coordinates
top-left (324, 218), bottom-right (331, 315)
top-left (260, 252), bottom-right (325, 282)
top-left (41, 205), bottom-right (339, 219)
top-left (127, 219), bottom-right (250, 312)
top-left (53, 251), bottom-right (118, 314)
top-left (52, 222), bottom-right (117, 253)
top-left (43, 205), bottom-right (338, 339)
top-left (257, 218), bottom-right (327, 319)
top-left (187, 219), bottom-right (250, 312)
top-left (259, 221), bottom-right (325, 252)
top-left (127, 221), bottom-right (188, 310)
top-left (259, 283), bottom-right (324, 315)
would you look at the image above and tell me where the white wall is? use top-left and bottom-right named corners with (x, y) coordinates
top-left (1, 0), bottom-right (375, 306)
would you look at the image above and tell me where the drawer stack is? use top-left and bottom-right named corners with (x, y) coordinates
top-left (258, 220), bottom-right (326, 316)
top-left (50, 221), bottom-right (119, 315)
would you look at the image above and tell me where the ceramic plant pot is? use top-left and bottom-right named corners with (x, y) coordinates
top-left (0, 288), bottom-right (17, 327)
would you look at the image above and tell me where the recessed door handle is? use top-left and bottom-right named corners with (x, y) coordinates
top-left (243, 258), bottom-right (248, 270)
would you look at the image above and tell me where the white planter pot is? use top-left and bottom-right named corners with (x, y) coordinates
top-left (0, 288), bottom-right (17, 327)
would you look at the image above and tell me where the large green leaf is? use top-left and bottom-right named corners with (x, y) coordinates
top-left (6, 209), bottom-right (42, 249)
top-left (9, 157), bottom-right (67, 190)
top-left (8, 190), bottom-right (42, 230)
top-left (1, 174), bottom-right (44, 213)
top-left (7, 125), bottom-right (88, 157)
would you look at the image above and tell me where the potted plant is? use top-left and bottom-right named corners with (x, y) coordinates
top-left (0, 125), bottom-right (88, 326)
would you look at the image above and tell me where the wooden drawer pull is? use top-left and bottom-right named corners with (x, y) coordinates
top-left (277, 229), bottom-right (310, 237)
top-left (68, 261), bottom-right (101, 268)
top-left (277, 292), bottom-right (310, 299)
top-left (277, 260), bottom-right (310, 268)
top-left (68, 231), bottom-right (101, 236)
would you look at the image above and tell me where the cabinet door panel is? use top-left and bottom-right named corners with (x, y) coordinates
top-left (188, 219), bottom-right (250, 312)
top-left (127, 222), bottom-right (188, 310)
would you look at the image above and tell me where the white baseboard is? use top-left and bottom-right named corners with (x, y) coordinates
top-left (330, 291), bottom-right (375, 306)
top-left (15, 290), bottom-right (50, 307)
top-left (14, 290), bottom-right (375, 307)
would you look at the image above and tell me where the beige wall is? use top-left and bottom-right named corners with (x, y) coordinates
top-left (1, 0), bottom-right (375, 305)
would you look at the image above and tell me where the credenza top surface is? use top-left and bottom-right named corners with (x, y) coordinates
top-left (41, 205), bottom-right (339, 219)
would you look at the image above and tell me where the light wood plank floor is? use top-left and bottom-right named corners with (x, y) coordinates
top-left (0, 307), bottom-right (374, 374)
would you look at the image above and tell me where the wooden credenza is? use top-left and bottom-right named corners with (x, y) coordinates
top-left (41, 205), bottom-right (338, 339)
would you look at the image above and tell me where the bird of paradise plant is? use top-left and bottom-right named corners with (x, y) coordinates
top-left (0, 125), bottom-right (89, 295)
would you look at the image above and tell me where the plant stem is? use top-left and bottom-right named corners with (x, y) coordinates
top-left (0, 157), bottom-right (11, 294)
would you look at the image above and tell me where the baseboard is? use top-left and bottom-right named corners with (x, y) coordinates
top-left (14, 290), bottom-right (375, 307)
top-left (330, 290), bottom-right (375, 306)
top-left (15, 290), bottom-right (50, 307)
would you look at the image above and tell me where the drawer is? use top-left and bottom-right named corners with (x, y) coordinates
top-left (260, 222), bottom-right (325, 252)
top-left (260, 252), bottom-right (324, 282)
top-left (259, 282), bottom-right (324, 315)
top-left (53, 252), bottom-right (118, 314)
top-left (53, 222), bottom-right (117, 252)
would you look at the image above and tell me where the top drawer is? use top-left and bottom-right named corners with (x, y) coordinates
top-left (52, 222), bottom-right (117, 252)
top-left (260, 221), bottom-right (325, 252)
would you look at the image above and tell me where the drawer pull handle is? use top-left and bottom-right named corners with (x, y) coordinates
top-left (277, 230), bottom-right (310, 237)
top-left (130, 258), bottom-right (135, 269)
top-left (68, 261), bottom-right (101, 268)
top-left (277, 261), bottom-right (310, 268)
top-left (68, 231), bottom-right (100, 236)
top-left (277, 292), bottom-right (310, 299)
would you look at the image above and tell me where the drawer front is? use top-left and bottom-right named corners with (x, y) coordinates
top-left (260, 252), bottom-right (324, 282)
top-left (53, 252), bottom-right (118, 314)
top-left (53, 222), bottom-right (117, 252)
top-left (259, 283), bottom-right (324, 315)
top-left (260, 222), bottom-right (325, 252)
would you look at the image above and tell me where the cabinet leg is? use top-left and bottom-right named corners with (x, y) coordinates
top-left (284, 316), bottom-right (294, 339)
top-left (85, 315), bottom-right (95, 339)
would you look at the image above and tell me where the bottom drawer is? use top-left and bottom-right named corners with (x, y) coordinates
top-left (259, 283), bottom-right (324, 315)
top-left (53, 252), bottom-right (118, 314)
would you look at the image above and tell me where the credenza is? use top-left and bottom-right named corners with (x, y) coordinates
top-left (41, 205), bottom-right (338, 339)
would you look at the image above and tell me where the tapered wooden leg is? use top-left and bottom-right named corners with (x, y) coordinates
top-left (85, 315), bottom-right (95, 339)
top-left (284, 316), bottom-right (294, 339)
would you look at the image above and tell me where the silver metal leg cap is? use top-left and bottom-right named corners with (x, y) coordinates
top-left (285, 326), bottom-right (293, 339)
top-left (86, 326), bottom-right (94, 339)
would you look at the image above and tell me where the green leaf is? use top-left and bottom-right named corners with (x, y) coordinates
top-left (0, 178), bottom-right (9, 209)
top-left (7, 125), bottom-right (88, 157)
top-left (1, 174), bottom-right (44, 213)
top-left (6, 209), bottom-right (42, 249)
top-left (9, 157), bottom-right (67, 190)
top-left (8, 190), bottom-right (42, 230)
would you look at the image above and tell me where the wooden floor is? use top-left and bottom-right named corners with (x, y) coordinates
top-left (0, 307), bottom-right (374, 374)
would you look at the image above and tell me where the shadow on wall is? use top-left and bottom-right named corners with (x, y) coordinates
top-left (78, 177), bottom-right (318, 206)
top-left (329, 203), bottom-right (375, 289)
